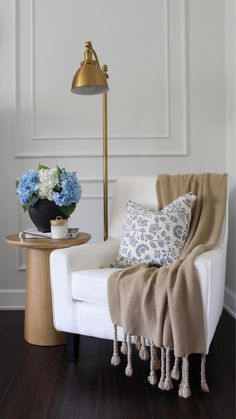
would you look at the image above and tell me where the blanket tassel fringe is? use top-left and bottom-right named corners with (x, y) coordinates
top-left (148, 341), bottom-right (158, 385)
top-left (125, 333), bottom-right (133, 376)
top-left (111, 328), bottom-right (209, 398)
top-left (171, 356), bottom-right (180, 380)
top-left (163, 347), bottom-right (173, 390)
top-left (157, 346), bottom-right (173, 391)
top-left (178, 355), bottom-right (191, 398)
top-left (121, 331), bottom-right (128, 355)
top-left (111, 324), bottom-right (121, 366)
top-left (201, 354), bottom-right (209, 393)
top-left (139, 337), bottom-right (150, 361)
top-left (158, 347), bottom-right (166, 390)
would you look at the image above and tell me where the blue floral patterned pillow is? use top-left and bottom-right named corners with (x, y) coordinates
top-left (111, 193), bottom-right (196, 267)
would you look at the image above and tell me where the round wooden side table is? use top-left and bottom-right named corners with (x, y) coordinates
top-left (6, 233), bottom-right (91, 346)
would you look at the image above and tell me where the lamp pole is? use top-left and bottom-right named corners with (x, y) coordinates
top-left (71, 42), bottom-right (109, 241)
top-left (102, 65), bottom-right (108, 241)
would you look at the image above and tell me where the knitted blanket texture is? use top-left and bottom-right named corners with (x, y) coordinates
top-left (107, 173), bottom-right (227, 397)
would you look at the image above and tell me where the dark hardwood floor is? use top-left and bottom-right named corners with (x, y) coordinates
top-left (0, 310), bottom-right (235, 419)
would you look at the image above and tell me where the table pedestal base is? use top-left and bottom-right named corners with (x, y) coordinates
top-left (25, 248), bottom-right (65, 346)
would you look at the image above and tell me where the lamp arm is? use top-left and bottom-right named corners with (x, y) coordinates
top-left (91, 47), bottom-right (102, 69)
top-left (85, 41), bottom-right (102, 69)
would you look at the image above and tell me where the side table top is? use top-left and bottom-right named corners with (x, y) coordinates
top-left (6, 232), bottom-right (91, 249)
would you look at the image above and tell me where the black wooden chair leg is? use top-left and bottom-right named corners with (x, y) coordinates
top-left (66, 333), bottom-right (80, 362)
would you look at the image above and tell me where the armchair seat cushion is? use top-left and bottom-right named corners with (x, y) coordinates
top-left (72, 268), bottom-right (122, 305)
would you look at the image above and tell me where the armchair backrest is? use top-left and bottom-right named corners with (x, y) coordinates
top-left (108, 176), bottom-right (228, 250)
top-left (109, 177), bottom-right (158, 239)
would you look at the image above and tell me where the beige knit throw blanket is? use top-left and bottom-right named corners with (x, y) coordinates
top-left (107, 173), bottom-right (227, 398)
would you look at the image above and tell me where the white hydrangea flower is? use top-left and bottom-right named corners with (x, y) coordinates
top-left (38, 168), bottom-right (59, 200)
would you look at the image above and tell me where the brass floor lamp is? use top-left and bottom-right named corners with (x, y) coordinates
top-left (71, 41), bottom-right (109, 241)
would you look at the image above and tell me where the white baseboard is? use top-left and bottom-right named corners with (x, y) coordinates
top-left (0, 287), bottom-right (235, 319)
top-left (224, 286), bottom-right (236, 319)
top-left (0, 289), bottom-right (25, 310)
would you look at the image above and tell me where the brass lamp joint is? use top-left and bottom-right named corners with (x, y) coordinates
top-left (84, 49), bottom-right (93, 63)
top-left (84, 40), bottom-right (102, 68)
top-left (102, 64), bottom-right (109, 79)
top-left (85, 40), bottom-right (93, 49)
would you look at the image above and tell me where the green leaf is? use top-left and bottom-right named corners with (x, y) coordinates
top-left (21, 196), bottom-right (39, 212)
top-left (22, 204), bottom-right (28, 212)
top-left (16, 180), bottom-right (19, 188)
top-left (61, 167), bottom-right (66, 173)
top-left (58, 203), bottom-right (76, 217)
top-left (56, 165), bottom-right (62, 180)
top-left (38, 164), bottom-right (50, 171)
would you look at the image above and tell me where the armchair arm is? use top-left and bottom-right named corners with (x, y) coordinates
top-left (194, 245), bottom-right (227, 353)
top-left (194, 246), bottom-right (225, 266)
top-left (54, 237), bottom-right (120, 272)
top-left (50, 238), bottom-right (120, 332)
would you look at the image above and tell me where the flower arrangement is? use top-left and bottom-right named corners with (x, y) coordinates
top-left (16, 164), bottom-right (81, 217)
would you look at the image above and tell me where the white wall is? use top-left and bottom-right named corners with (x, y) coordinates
top-left (0, 0), bottom-right (234, 315)
top-left (225, 0), bottom-right (236, 317)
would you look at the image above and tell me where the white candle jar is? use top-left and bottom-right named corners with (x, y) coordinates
top-left (50, 216), bottom-right (68, 239)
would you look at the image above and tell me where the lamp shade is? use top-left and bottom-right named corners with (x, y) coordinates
top-left (71, 59), bottom-right (108, 95)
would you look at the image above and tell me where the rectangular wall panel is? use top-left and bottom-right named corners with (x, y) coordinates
top-left (15, 0), bottom-right (188, 157)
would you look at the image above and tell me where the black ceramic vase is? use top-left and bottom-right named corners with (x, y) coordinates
top-left (28, 199), bottom-right (68, 232)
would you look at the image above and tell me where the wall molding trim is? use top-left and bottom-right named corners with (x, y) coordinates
top-left (224, 286), bottom-right (236, 319)
top-left (32, 135), bottom-right (171, 141)
top-left (14, 149), bottom-right (188, 158)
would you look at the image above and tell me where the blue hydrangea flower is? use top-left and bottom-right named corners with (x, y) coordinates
top-left (16, 170), bottom-right (39, 206)
top-left (52, 172), bottom-right (81, 207)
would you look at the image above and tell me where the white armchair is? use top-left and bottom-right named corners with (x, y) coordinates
top-left (50, 177), bottom-right (228, 360)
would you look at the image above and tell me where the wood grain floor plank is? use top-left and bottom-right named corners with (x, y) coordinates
top-left (0, 344), bottom-right (65, 419)
top-left (99, 340), bottom-right (153, 419)
top-left (47, 336), bottom-right (100, 419)
top-left (0, 312), bottom-right (26, 404)
top-left (48, 361), bottom-right (100, 419)
top-left (0, 310), bottom-right (234, 419)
